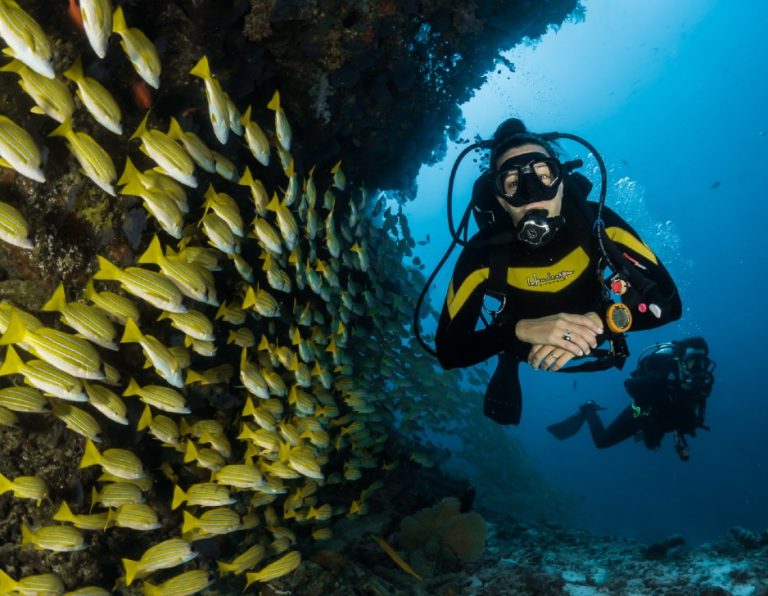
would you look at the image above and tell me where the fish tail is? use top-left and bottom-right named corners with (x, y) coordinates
top-left (137, 235), bottom-right (163, 265)
top-left (48, 118), bottom-right (74, 139)
top-left (120, 318), bottom-right (143, 345)
top-left (181, 510), bottom-right (198, 534)
top-left (239, 166), bottom-right (254, 186)
top-left (112, 6), bottom-right (128, 35)
top-left (52, 501), bottom-right (75, 523)
top-left (217, 560), bottom-right (234, 575)
top-left (242, 396), bottom-right (256, 417)
top-left (80, 439), bottom-right (102, 469)
top-left (143, 581), bottom-right (159, 596)
top-left (20, 524), bottom-right (35, 548)
top-left (183, 439), bottom-right (198, 463)
top-left (240, 105), bottom-right (252, 126)
top-left (242, 286), bottom-right (256, 309)
top-left (167, 117), bottom-right (184, 140)
top-left (89, 486), bottom-right (101, 513)
top-left (0, 345), bottom-right (24, 375)
top-left (137, 404), bottom-right (152, 431)
top-left (41, 283), bottom-right (68, 313)
top-left (122, 557), bottom-right (141, 586)
top-left (267, 90), bottom-right (281, 111)
top-left (62, 56), bottom-right (83, 82)
top-left (129, 111), bottom-right (150, 142)
top-left (0, 568), bottom-right (19, 593)
top-left (0, 311), bottom-right (27, 346)
top-left (189, 55), bottom-right (211, 80)
top-left (0, 470), bottom-right (13, 495)
top-left (226, 330), bottom-right (237, 345)
top-left (123, 377), bottom-right (141, 397)
top-left (171, 484), bottom-right (186, 510)
top-left (117, 156), bottom-right (141, 187)
top-left (185, 369), bottom-right (206, 385)
top-left (266, 193), bottom-right (280, 212)
top-left (0, 58), bottom-right (23, 74)
top-left (93, 255), bottom-right (122, 282)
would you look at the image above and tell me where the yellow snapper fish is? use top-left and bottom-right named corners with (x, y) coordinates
top-left (93, 255), bottom-right (187, 313)
top-left (80, 438), bottom-right (146, 480)
top-left (42, 283), bottom-right (118, 350)
top-left (51, 400), bottom-right (103, 442)
top-left (83, 380), bottom-right (128, 425)
top-left (91, 482), bottom-right (144, 509)
top-left (242, 284), bottom-right (280, 318)
top-left (239, 166), bottom-right (269, 214)
top-left (251, 215), bottom-right (282, 255)
top-left (132, 162), bottom-right (190, 213)
top-left (227, 326), bottom-right (254, 348)
top-left (158, 309), bottom-right (214, 341)
top-left (48, 119), bottom-right (116, 195)
top-left (106, 502), bottom-right (160, 531)
top-left (182, 508), bottom-right (241, 537)
top-left (52, 501), bottom-right (108, 531)
top-left (211, 148), bottom-right (238, 181)
top-left (0, 570), bottom-right (64, 595)
top-left (217, 544), bottom-right (265, 575)
top-left (230, 252), bottom-right (254, 283)
top-left (84, 280), bottom-right (140, 325)
top-left (171, 482), bottom-right (235, 510)
top-left (244, 550), bottom-right (301, 589)
top-left (200, 211), bottom-right (238, 255)
top-left (0, 113), bottom-right (45, 182)
top-left (143, 569), bottom-right (211, 596)
top-left (79, 0), bottom-right (112, 58)
top-left (130, 111), bottom-right (197, 187)
top-left (182, 439), bottom-right (224, 471)
top-left (122, 538), bottom-right (198, 586)
top-left (0, 345), bottom-right (87, 402)
top-left (0, 0), bottom-right (54, 78)
top-left (0, 404), bottom-right (17, 426)
top-left (21, 523), bottom-right (86, 552)
top-left (267, 193), bottom-right (299, 250)
top-left (0, 59), bottom-right (73, 123)
top-left (0, 200), bottom-right (33, 249)
top-left (189, 55), bottom-right (229, 145)
top-left (0, 470), bottom-right (48, 504)
top-left (123, 376), bottom-right (189, 413)
top-left (167, 116), bottom-right (215, 172)
top-left (0, 310), bottom-right (105, 380)
top-left (203, 184), bottom-right (244, 237)
top-left (63, 56), bottom-right (122, 134)
top-left (239, 348), bottom-right (270, 399)
top-left (267, 90), bottom-right (292, 150)
top-left (0, 384), bottom-right (48, 413)
top-left (117, 162), bottom-right (184, 238)
top-left (138, 235), bottom-right (218, 305)
top-left (212, 464), bottom-right (263, 489)
top-left (112, 6), bottom-right (160, 88)
top-left (224, 93), bottom-right (243, 136)
top-left (137, 404), bottom-right (180, 446)
top-left (240, 105), bottom-right (270, 166)
top-left (331, 160), bottom-right (346, 191)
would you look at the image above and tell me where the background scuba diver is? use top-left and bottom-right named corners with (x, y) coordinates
top-left (433, 118), bottom-right (682, 424)
top-left (547, 338), bottom-right (715, 461)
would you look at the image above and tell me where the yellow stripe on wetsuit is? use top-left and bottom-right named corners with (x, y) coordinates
top-left (446, 246), bottom-right (591, 320)
top-left (606, 226), bottom-right (658, 265)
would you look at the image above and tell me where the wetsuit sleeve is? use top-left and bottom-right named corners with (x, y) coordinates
top-left (599, 206), bottom-right (682, 330)
top-left (434, 246), bottom-right (525, 369)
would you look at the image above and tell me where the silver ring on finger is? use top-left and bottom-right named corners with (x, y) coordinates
top-left (562, 331), bottom-right (573, 342)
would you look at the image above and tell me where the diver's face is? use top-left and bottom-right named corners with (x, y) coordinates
top-left (494, 143), bottom-right (564, 225)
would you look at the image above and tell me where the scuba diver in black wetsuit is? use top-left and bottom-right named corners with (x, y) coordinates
top-left (547, 337), bottom-right (715, 461)
top-left (421, 118), bottom-right (682, 424)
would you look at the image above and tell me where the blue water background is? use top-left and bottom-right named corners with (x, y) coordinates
top-left (406, 0), bottom-right (768, 545)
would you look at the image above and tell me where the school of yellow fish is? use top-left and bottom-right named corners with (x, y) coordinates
top-left (0, 0), bottom-right (484, 594)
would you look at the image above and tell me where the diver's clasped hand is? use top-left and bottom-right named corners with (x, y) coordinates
top-left (516, 312), bottom-right (604, 371)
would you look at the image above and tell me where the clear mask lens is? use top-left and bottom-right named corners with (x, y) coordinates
top-left (494, 156), bottom-right (561, 205)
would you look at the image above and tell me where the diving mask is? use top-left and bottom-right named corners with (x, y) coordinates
top-left (494, 152), bottom-right (562, 207)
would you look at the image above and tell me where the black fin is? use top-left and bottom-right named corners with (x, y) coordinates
top-left (546, 411), bottom-right (587, 440)
top-left (483, 353), bottom-right (522, 425)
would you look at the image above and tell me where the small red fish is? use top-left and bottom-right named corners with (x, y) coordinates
top-left (130, 77), bottom-right (153, 110)
top-left (68, 0), bottom-right (84, 32)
